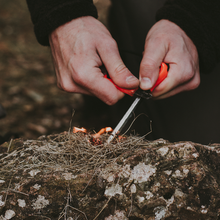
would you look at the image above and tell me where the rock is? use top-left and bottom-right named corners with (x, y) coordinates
top-left (0, 132), bottom-right (220, 219)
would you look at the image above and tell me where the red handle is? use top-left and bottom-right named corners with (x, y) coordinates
top-left (150, 62), bottom-right (168, 92)
top-left (105, 62), bottom-right (168, 96)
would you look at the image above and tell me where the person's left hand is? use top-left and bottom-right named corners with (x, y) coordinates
top-left (139, 19), bottom-right (200, 99)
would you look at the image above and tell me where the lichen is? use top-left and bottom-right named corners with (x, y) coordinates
top-left (104, 184), bottom-right (123, 197)
top-left (4, 210), bottom-right (16, 220)
top-left (130, 162), bottom-right (156, 183)
top-left (0, 133), bottom-right (220, 219)
top-left (32, 195), bottom-right (49, 210)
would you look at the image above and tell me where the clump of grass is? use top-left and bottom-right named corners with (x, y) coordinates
top-left (0, 131), bottom-right (147, 176)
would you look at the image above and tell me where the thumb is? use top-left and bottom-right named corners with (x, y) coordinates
top-left (139, 39), bottom-right (167, 90)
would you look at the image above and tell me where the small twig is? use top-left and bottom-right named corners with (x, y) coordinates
top-left (32, 215), bottom-right (51, 220)
top-left (122, 113), bottom-right (152, 138)
top-left (7, 139), bottom-right (13, 153)
top-left (3, 189), bottom-right (29, 196)
top-left (68, 109), bottom-right (75, 136)
top-left (128, 194), bottom-right (133, 217)
top-left (68, 205), bottom-right (88, 220)
top-left (93, 197), bottom-right (111, 220)
top-left (82, 169), bottom-right (99, 193)
top-left (3, 179), bottom-right (12, 207)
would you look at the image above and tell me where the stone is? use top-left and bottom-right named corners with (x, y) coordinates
top-left (0, 132), bottom-right (220, 219)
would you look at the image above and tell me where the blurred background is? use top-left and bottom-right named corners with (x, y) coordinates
top-left (0, 0), bottom-right (112, 143)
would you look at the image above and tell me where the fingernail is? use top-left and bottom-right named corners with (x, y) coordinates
top-left (126, 75), bottom-right (138, 84)
top-left (140, 77), bottom-right (152, 90)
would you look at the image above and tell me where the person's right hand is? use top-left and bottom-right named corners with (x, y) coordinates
top-left (49, 16), bottom-right (139, 105)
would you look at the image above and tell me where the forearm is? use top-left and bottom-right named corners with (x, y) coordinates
top-left (26, 0), bottom-right (98, 46)
top-left (156, 0), bottom-right (220, 73)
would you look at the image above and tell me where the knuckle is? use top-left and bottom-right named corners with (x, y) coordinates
top-left (189, 77), bottom-right (200, 90)
top-left (180, 62), bottom-right (195, 81)
top-left (146, 34), bottom-right (166, 46)
top-left (103, 93), bottom-right (119, 106)
top-left (114, 64), bottom-right (127, 76)
top-left (57, 79), bottom-right (76, 93)
top-left (106, 38), bottom-right (117, 48)
top-left (140, 58), bottom-right (157, 72)
top-left (105, 98), bottom-right (117, 106)
top-left (100, 37), bottom-right (118, 54)
top-left (68, 62), bottom-right (85, 85)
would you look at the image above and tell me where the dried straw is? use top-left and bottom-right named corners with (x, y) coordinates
top-left (0, 131), bottom-right (148, 176)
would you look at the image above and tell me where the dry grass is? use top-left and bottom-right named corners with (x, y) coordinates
top-left (0, 131), bottom-right (148, 177)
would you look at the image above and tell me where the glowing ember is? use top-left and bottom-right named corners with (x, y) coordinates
top-left (73, 127), bottom-right (87, 133)
top-left (73, 126), bottom-right (113, 145)
top-left (93, 127), bottom-right (113, 138)
top-left (73, 126), bottom-right (112, 138)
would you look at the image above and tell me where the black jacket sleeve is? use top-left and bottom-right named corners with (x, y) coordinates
top-left (26, 0), bottom-right (98, 46)
top-left (156, 0), bottom-right (220, 73)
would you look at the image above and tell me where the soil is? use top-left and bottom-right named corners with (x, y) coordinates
top-left (0, 0), bottom-right (114, 144)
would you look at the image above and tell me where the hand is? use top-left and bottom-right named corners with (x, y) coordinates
top-left (49, 16), bottom-right (139, 105)
top-left (139, 19), bottom-right (200, 99)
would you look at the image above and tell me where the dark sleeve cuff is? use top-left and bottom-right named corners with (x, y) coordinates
top-left (156, 1), bottom-right (220, 73)
top-left (27, 0), bottom-right (98, 46)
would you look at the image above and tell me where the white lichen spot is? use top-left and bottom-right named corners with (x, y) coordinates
top-left (152, 182), bottom-right (161, 192)
top-left (29, 169), bottom-right (41, 177)
top-left (157, 147), bottom-right (169, 156)
top-left (32, 195), bottom-right (49, 210)
top-left (154, 206), bottom-right (167, 220)
top-left (164, 170), bottom-right (172, 176)
top-left (17, 199), bottom-right (26, 208)
top-left (201, 205), bottom-right (208, 214)
top-left (167, 195), bottom-right (174, 207)
top-left (14, 183), bottom-right (21, 191)
top-left (130, 184), bottom-right (136, 194)
top-left (145, 191), bottom-right (153, 200)
top-left (104, 210), bottom-right (128, 220)
top-left (20, 152), bottom-right (25, 157)
top-left (100, 164), bottom-right (120, 182)
top-left (55, 167), bottom-right (64, 172)
top-left (187, 206), bottom-right (194, 211)
top-left (33, 184), bottom-right (41, 190)
top-left (0, 180), bottom-right (5, 184)
top-left (172, 170), bottom-right (181, 178)
top-left (201, 209), bottom-right (208, 214)
top-left (119, 164), bottom-right (131, 178)
top-left (137, 195), bottom-right (145, 203)
top-left (4, 210), bottom-right (15, 220)
top-left (0, 195), bottom-right (5, 207)
top-left (130, 163), bottom-right (156, 183)
top-left (62, 172), bottom-right (77, 181)
top-left (183, 168), bottom-right (189, 175)
top-left (192, 153), bottom-right (199, 158)
top-left (104, 184), bottom-right (123, 198)
top-left (106, 174), bottom-right (115, 183)
top-left (172, 166), bottom-right (190, 179)
top-left (174, 189), bottom-right (185, 198)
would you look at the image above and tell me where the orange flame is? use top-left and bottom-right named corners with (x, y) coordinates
top-left (73, 126), bottom-right (113, 145)
top-left (93, 127), bottom-right (113, 139)
top-left (73, 127), bottom-right (87, 133)
top-left (73, 126), bottom-right (112, 138)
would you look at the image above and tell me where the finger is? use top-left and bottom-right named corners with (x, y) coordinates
top-left (69, 58), bottom-right (125, 105)
top-left (139, 37), bottom-right (168, 90)
top-left (153, 64), bottom-right (200, 98)
top-left (97, 38), bottom-right (139, 89)
top-left (55, 68), bottom-right (93, 96)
